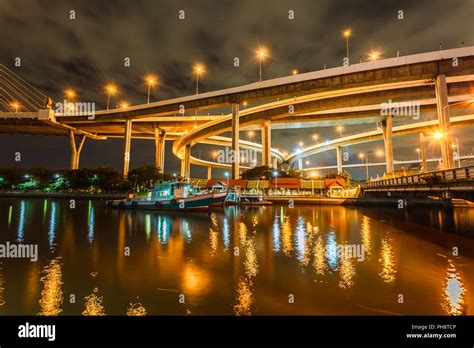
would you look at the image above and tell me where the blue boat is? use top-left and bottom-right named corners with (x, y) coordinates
top-left (106, 181), bottom-right (226, 211)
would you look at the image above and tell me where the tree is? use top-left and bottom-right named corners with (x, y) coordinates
top-left (241, 166), bottom-right (299, 180)
top-left (127, 164), bottom-right (172, 191)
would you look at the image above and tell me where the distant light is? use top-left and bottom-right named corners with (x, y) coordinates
top-left (145, 75), bottom-right (157, 85)
top-left (292, 69), bottom-right (298, 75)
top-left (298, 141), bottom-right (304, 147)
top-left (65, 89), bottom-right (76, 98)
top-left (173, 173), bottom-right (177, 177)
top-left (255, 46), bottom-right (269, 61)
top-left (305, 160), bottom-right (310, 165)
top-left (24, 174), bottom-right (30, 179)
top-left (193, 63), bottom-right (205, 76)
top-left (54, 174), bottom-right (61, 179)
top-left (343, 29), bottom-right (352, 38)
top-left (272, 171), bottom-right (278, 177)
top-left (119, 101), bottom-right (129, 108)
top-left (358, 153), bottom-right (364, 159)
top-left (312, 134), bottom-right (318, 140)
top-left (105, 84), bottom-right (117, 94)
top-left (415, 148), bottom-right (420, 153)
top-left (368, 51), bottom-right (380, 61)
top-left (376, 150), bottom-right (384, 156)
top-left (224, 172), bottom-right (229, 177)
top-left (434, 131), bottom-right (445, 139)
top-left (10, 102), bottom-right (20, 112)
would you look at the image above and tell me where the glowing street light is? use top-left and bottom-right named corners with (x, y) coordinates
top-left (145, 75), bottom-right (157, 104)
top-left (64, 89), bottom-right (76, 103)
top-left (247, 130), bottom-right (255, 141)
top-left (242, 101), bottom-right (248, 109)
top-left (361, 150), bottom-right (384, 180)
top-left (415, 148), bottom-right (421, 160)
top-left (224, 171), bottom-right (229, 186)
top-left (292, 69), bottom-right (298, 75)
top-left (305, 160), bottom-right (310, 167)
top-left (273, 170), bottom-right (278, 191)
top-left (336, 126), bottom-right (344, 136)
top-left (104, 84), bottom-right (117, 110)
top-left (255, 46), bottom-right (269, 82)
top-left (368, 51), bottom-right (380, 61)
top-left (298, 141), bottom-right (304, 147)
top-left (119, 101), bottom-right (129, 108)
top-left (433, 131), bottom-right (445, 140)
top-left (312, 134), bottom-right (319, 141)
top-left (343, 28), bottom-right (352, 63)
top-left (10, 102), bottom-right (20, 113)
top-left (193, 63), bottom-right (205, 95)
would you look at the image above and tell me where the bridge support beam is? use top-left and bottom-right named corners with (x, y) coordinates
top-left (181, 144), bottom-right (191, 178)
top-left (382, 115), bottom-right (394, 174)
top-left (154, 126), bottom-right (166, 173)
top-left (261, 120), bottom-right (272, 167)
top-left (336, 146), bottom-right (343, 174)
top-left (435, 74), bottom-right (454, 170)
top-left (207, 166), bottom-right (212, 180)
top-left (123, 119), bottom-right (132, 178)
top-left (419, 132), bottom-right (428, 173)
top-left (231, 103), bottom-right (240, 179)
top-left (69, 130), bottom-right (86, 170)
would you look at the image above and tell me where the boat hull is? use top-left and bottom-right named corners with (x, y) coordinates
top-left (106, 193), bottom-right (214, 211)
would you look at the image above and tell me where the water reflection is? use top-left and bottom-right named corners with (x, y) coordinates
top-left (0, 199), bottom-right (473, 315)
top-left (48, 202), bottom-right (57, 249)
top-left (127, 302), bottom-right (147, 316)
top-left (17, 200), bottom-right (26, 242)
top-left (82, 287), bottom-right (106, 316)
top-left (379, 236), bottom-right (396, 283)
top-left (443, 259), bottom-right (466, 315)
top-left (88, 201), bottom-right (95, 245)
top-left (38, 257), bottom-right (63, 316)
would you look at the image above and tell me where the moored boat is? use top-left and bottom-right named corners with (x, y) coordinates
top-left (106, 181), bottom-right (224, 211)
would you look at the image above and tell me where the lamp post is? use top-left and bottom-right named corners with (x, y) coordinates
top-left (10, 102), bottom-right (20, 113)
top-left (145, 76), bottom-right (157, 104)
top-left (65, 89), bottom-right (75, 104)
top-left (273, 170), bottom-right (278, 192)
top-left (360, 151), bottom-right (383, 180)
top-left (104, 84), bottom-right (117, 110)
top-left (451, 137), bottom-right (461, 168)
top-left (193, 63), bottom-right (205, 95)
top-left (343, 29), bottom-right (351, 63)
top-left (224, 172), bottom-right (229, 186)
top-left (256, 46), bottom-right (269, 82)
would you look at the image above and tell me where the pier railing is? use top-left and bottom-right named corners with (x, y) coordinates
top-left (361, 166), bottom-right (474, 188)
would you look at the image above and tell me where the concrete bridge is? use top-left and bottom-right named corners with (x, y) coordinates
top-left (1, 46), bottom-right (474, 179)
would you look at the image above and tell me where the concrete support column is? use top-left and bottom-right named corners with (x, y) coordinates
top-left (382, 114), bottom-right (394, 174)
top-left (336, 146), bottom-right (343, 174)
top-left (154, 126), bottom-right (166, 173)
top-left (69, 130), bottom-right (86, 170)
top-left (123, 119), bottom-right (132, 178)
top-left (435, 74), bottom-right (454, 170)
top-left (261, 120), bottom-right (272, 167)
top-left (419, 132), bottom-right (428, 173)
top-left (182, 144), bottom-right (191, 178)
top-left (231, 103), bottom-right (240, 179)
top-left (207, 166), bottom-right (212, 180)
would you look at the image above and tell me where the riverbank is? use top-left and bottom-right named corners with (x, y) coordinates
top-left (266, 196), bottom-right (474, 208)
top-left (0, 191), bottom-right (126, 200)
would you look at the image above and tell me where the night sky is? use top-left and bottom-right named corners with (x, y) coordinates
top-left (1, 0), bottom-right (473, 179)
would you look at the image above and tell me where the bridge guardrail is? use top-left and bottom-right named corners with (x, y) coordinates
top-left (361, 166), bottom-right (474, 188)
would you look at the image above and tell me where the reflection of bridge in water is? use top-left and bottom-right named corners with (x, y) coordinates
top-left (1, 47), bottom-right (474, 182)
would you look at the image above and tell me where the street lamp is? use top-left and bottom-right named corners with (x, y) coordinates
top-left (305, 160), bottom-right (310, 167)
top-left (292, 69), bottom-right (298, 75)
top-left (247, 130), bottom-right (255, 141)
top-left (368, 51), bottom-right (380, 61)
top-left (273, 170), bottom-right (278, 192)
top-left (343, 29), bottom-right (352, 63)
top-left (145, 75), bottom-right (157, 104)
top-left (362, 150), bottom-right (384, 180)
top-left (119, 101), bottom-right (129, 108)
top-left (312, 134), bottom-right (319, 142)
top-left (451, 137), bottom-right (461, 168)
top-left (10, 102), bottom-right (20, 113)
top-left (224, 171), bottom-right (229, 186)
top-left (65, 89), bottom-right (75, 103)
top-left (193, 63), bottom-right (205, 95)
top-left (415, 148), bottom-right (421, 160)
top-left (104, 84), bottom-right (117, 110)
top-left (255, 46), bottom-right (269, 82)
top-left (336, 126), bottom-right (344, 136)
